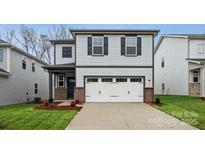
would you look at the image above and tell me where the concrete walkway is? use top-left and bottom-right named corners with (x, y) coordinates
top-left (66, 102), bottom-right (197, 130)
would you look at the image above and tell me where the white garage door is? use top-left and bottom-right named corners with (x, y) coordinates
top-left (85, 77), bottom-right (144, 102)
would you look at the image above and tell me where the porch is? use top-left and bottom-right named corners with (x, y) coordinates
top-left (188, 60), bottom-right (205, 97)
top-left (42, 63), bottom-right (76, 100)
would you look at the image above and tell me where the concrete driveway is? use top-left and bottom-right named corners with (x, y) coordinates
top-left (66, 102), bottom-right (197, 130)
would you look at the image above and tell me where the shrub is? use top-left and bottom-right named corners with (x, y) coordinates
top-left (75, 99), bottom-right (80, 104)
top-left (71, 101), bottom-right (76, 107)
top-left (42, 100), bottom-right (49, 106)
top-left (49, 103), bottom-right (56, 108)
top-left (48, 97), bottom-right (53, 103)
top-left (155, 98), bottom-right (161, 105)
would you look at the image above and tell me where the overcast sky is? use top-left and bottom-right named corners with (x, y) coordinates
top-left (0, 24), bottom-right (205, 42)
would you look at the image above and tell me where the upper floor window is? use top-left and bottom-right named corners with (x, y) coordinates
top-left (62, 47), bottom-right (72, 58)
top-left (92, 37), bottom-right (104, 55)
top-left (32, 61), bottom-right (35, 72)
top-left (193, 70), bottom-right (199, 83)
top-left (58, 74), bottom-right (64, 87)
top-left (0, 48), bottom-right (3, 62)
top-left (22, 56), bottom-right (26, 69)
top-left (126, 37), bottom-right (137, 55)
top-left (198, 44), bottom-right (204, 54)
top-left (161, 57), bottom-right (165, 68)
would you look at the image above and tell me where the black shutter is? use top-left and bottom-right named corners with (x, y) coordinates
top-left (137, 37), bottom-right (142, 55)
top-left (121, 37), bottom-right (125, 55)
top-left (88, 37), bottom-right (92, 55)
top-left (104, 37), bottom-right (108, 55)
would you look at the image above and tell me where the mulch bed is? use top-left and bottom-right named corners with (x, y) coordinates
top-left (34, 103), bottom-right (82, 111)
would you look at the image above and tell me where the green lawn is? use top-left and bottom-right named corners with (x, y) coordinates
top-left (153, 95), bottom-right (205, 129)
top-left (0, 103), bottom-right (77, 130)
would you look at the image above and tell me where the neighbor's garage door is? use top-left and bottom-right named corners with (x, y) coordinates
top-left (85, 77), bottom-right (144, 102)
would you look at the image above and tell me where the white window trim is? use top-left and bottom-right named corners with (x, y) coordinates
top-left (125, 37), bottom-right (137, 56)
top-left (92, 36), bottom-right (104, 56)
top-left (198, 44), bottom-right (204, 54)
top-left (58, 74), bottom-right (65, 87)
top-left (0, 48), bottom-right (3, 62)
top-left (193, 70), bottom-right (200, 83)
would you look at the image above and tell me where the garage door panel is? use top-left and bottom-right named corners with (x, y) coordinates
top-left (85, 77), bottom-right (144, 102)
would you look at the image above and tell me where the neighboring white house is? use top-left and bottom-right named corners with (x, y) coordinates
top-left (155, 34), bottom-right (205, 97)
top-left (43, 29), bottom-right (159, 103)
top-left (0, 39), bottom-right (49, 105)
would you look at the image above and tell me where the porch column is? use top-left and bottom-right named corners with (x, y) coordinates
top-left (200, 67), bottom-right (205, 97)
top-left (49, 72), bottom-right (53, 99)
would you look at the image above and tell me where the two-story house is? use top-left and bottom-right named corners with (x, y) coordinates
top-left (0, 39), bottom-right (49, 105)
top-left (44, 29), bottom-right (159, 103)
top-left (155, 34), bottom-right (205, 97)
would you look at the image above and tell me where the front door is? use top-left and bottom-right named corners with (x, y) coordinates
top-left (67, 77), bottom-right (75, 99)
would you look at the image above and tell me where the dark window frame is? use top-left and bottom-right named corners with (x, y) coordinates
top-left (62, 46), bottom-right (72, 58)
top-left (32, 61), bottom-right (35, 72)
top-left (161, 57), bottom-right (165, 68)
top-left (22, 56), bottom-right (26, 70)
top-left (34, 83), bottom-right (38, 94)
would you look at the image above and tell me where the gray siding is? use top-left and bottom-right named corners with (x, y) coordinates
top-left (76, 35), bottom-right (153, 66)
top-left (0, 49), bottom-right (48, 105)
top-left (56, 44), bottom-right (75, 64)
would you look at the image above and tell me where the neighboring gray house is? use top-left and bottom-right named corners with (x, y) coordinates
top-left (155, 34), bottom-right (205, 97)
top-left (43, 29), bottom-right (159, 103)
top-left (0, 39), bottom-right (49, 105)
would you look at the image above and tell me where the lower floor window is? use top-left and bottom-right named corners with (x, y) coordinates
top-left (34, 83), bottom-right (38, 94)
top-left (58, 74), bottom-right (65, 87)
top-left (193, 70), bottom-right (199, 83)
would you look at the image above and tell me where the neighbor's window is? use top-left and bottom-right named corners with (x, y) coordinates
top-left (161, 57), bottom-right (165, 68)
top-left (193, 70), bottom-right (199, 83)
top-left (92, 37), bottom-right (103, 55)
top-left (130, 78), bottom-right (142, 82)
top-left (22, 56), bottom-right (26, 69)
top-left (116, 78), bottom-right (127, 82)
top-left (198, 44), bottom-right (204, 54)
top-left (34, 83), bottom-right (38, 94)
top-left (62, 47), bottom-right (72, 58)
top-left (102, 78), bottom-right (113, 82)
top-left (0, 48), bottom-right (3, 62)
top-left (58, 74), bottom-right (65, 87)
top-left (87, 78), bottom-right (98, 82)
top-left (126, 37), bottom-right (137, 55)
top-left (32, 61), bottom-right (35, 72)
